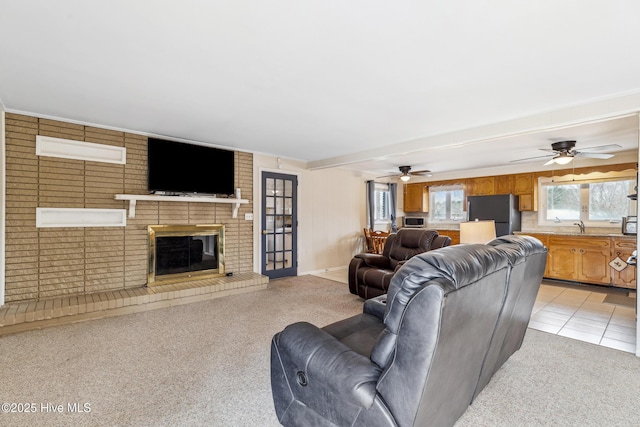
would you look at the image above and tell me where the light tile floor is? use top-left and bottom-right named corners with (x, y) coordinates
top-left (314, 269), bottom-right (638, 354)
top-left (530, 281), bottom-right (636, 354)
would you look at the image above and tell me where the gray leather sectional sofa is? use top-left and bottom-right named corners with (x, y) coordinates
top-left (271, 235), bottom-right (547, 427)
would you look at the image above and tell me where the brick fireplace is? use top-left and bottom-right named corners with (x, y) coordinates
top-left (3, 113), bottom-right (255, 303)
top-left (148, 224), bottom-right (225, 285)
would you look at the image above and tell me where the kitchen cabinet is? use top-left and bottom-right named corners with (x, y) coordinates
top-left (546, 235), bottom-right (611, 285)
top-left (522, 233), bottom-right (636, 289)
top-left (512, 173), bottom-right (533, 194)
top-left (522, 233), bottom-right (551, 277)
top-left (612, 237), bottom-right (637, 289)
top-left (517, 193), bottom-right (536, 211)
top-left (463, 173), bottom-right (536, 211)
top-left (512, 173), bottom-right (537, 211)
top-left (421, 163), bottom-right (635, 216)
top-left (466, 177), bottom-right (495, 196)
top-left (494, 175), bottom-right (513, 195)
top-left (434, 229), bottom-right (460, 245)
top-left (404, 183), bottom-right (428, 213)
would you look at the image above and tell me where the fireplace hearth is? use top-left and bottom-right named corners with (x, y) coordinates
top-left (148, 224), bottom-right (225, 285)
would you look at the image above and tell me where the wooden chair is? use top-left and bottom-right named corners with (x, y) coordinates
top-left (363, 228), bottom-right (376, 253)
top-left (364, 229), bottom-right (390, 254)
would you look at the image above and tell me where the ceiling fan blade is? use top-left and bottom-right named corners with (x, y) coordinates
top-left (510, 154), bottom-right (554, 163)
top-left (409, 169), bottom-right (432, 175)
top-left (577, 144), bottom-right (622, 152)
top-left (376, 173), bottom-right (400, 179)
top-left (575, 152), bottom-right (614, 159)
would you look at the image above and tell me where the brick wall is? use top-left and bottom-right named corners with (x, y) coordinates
top-left (4, 113), bottom-right (253, 303)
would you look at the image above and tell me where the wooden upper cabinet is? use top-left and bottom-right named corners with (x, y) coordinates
top-left (494, 175), bottom-right (513, 195)
top-left (512, 173), bottom-right (537, 211)
top-left (403, 183), bottom-right (428, 213)
top-left (465, 177), bottom-right (494, 196)
top-left (464, 179), bottom-right (475, 197)
top-left (518, 192), bottom-right (536, 211)
top-left (513, 173), bottom-right (533, 195)
top-left (463, 173), bottom-right (536, 211)
top-left (473, 176), bottom-right (495, 196)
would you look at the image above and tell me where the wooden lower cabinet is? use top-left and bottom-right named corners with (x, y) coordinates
top-left (547, 236), bottom-right (611, 285)
top-left (523, 233), bottom-right (551, 277)
top-left (522, 233), bottom-right (636, 289)
top-left (434, 229), bottom-right (459, 246)
top-left (612, 237), bottom-right (637, 289)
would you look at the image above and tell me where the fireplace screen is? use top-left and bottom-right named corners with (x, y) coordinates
top-left (148, 224), bottom-right (225, 285)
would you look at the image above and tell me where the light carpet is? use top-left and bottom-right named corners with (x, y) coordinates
top-left (0, 275), bottom-right (638, 427)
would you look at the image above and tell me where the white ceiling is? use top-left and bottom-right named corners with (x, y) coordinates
top-left (1, 1), bottom-right (639, 178)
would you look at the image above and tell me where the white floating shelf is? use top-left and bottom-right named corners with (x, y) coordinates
top-left (36, 208), bottom-right (127, 228)
top-left (114, 194), bottom-right (249, 219)
top-left (36, 135), bottom-right (127, 164)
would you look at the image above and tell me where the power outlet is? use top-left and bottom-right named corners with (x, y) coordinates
top-left (244, 213), bottom-right (254, 221)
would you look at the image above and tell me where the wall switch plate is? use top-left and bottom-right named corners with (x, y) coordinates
top-left (245, 213), bottom-right (253, 220)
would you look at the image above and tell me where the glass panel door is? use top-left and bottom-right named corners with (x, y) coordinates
top-left (262, 172), bottom-right (297, 279)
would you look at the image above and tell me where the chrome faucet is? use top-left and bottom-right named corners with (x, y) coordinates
top-left (573, 220), bottom-right (585, 234)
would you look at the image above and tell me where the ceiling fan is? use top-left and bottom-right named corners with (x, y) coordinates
top-left (378, 165), bottom-right (432, 182)
top-left (511, 140), bottom-right (621, 166)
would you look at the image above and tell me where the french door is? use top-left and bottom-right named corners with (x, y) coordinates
top-left (261, 172), bottom-right (297, 279)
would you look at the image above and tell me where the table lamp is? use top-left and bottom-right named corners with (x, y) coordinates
top-left (459, 219), bottom-right (497, 244)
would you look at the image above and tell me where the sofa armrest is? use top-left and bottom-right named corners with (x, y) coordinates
top-left (431, 235), bottom-right (451, 249)
top-left (363, 295), bottom-right (387, 320)
top-left (276, 321), bottom-right (382, 408)
top-left (354, 253), bottom-right (391, 269)
top-left (392, 260), bottom-right (409, 273)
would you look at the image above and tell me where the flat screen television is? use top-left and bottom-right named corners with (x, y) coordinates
top-left (148, 137), bottom-right (235, 196)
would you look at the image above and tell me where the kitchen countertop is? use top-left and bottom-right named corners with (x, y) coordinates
top-left (515, 231), bottom-right (634, 238)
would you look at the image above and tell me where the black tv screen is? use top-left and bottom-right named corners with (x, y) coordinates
top-left (148, 138), bottom-right (235, 196)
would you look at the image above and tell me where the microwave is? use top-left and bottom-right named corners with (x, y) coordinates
top-left (404, 217), bottom-right (426, 228)
top-left (622, 216), bottom-right (637, 235)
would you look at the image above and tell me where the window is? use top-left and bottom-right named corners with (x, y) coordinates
top-left (429, 185), bottom-right (465, 223)
top-left (374, 183), bottom-right (390, 225)
top-left (540, 172), bottom-right (636, 226)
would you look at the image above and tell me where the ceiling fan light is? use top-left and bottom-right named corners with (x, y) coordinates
top-left (554, 156), bottom-right (573, 165)
top-left (400, 174), bottom-right (411, 182)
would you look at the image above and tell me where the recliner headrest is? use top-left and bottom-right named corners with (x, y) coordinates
top-left (486, 234), bottom-right (546, 267)
top-left (387, 229), bottom-right (438, 267)
top-left (396, 229), bottom-right (437, 249)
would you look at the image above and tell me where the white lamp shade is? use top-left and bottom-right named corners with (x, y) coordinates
top-left (553, 155), bottom-right (573, 165)
top-left (460, 220), bottom-right (497, 244)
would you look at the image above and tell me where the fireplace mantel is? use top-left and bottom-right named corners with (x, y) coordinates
top-left (115, 194), bottom-right (249, 219)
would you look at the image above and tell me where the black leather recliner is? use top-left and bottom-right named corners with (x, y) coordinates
top-left (271, 235), bottom-right (547, 427)
top-left (348, 228), bottom-right (451, 299)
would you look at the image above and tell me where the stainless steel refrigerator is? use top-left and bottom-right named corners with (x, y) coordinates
top-left (467, 194), bottom-right (521, 237)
